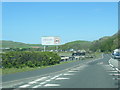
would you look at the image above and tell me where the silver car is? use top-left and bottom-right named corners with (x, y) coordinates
top-left (113, 52), bottom-right (120, 59)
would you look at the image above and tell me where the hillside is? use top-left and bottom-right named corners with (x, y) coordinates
top-left (59, 40), bottom-right (92, 50)
top-left (90, 32), bottom-right (119, 52)
top-left (1, 40), bottom-right (31, 48)
top-left (1, 31), bottom-right (119, 52)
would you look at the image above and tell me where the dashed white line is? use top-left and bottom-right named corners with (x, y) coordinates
top-left (32, 85), bottom-right (41, 88)
top-left (44, 84), bottom-right (60, 87)
top-left (55, 77), bottom-right (69, 80)
top-left (108, 70), bottom-right (118, 73)
top-left (68, 71), bottom-right (78, 72)
top-left (29, 77), bottom-right (48, 84)
top-left (109, 74), bottom-right (120, 76)
top-left (29, 81), bottom-right (37, 84)
top-left (45, 79), bottom-right (51, 82)
top-left (34, 77), bottom-right (48, 82)
top-left (113, 78), bottom-right (120, 80)
top-left (40, 82), bottom-right (47, 85)
top-left (19, 84), bottom-right (30, 88)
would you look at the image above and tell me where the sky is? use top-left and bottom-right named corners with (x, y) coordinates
top-left (2, 2), bottom-right (118, 44)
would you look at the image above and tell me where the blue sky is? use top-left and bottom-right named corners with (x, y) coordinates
top-left (2, 2), bottom-right (118, 44)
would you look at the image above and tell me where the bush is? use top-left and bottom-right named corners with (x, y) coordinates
top-left (2, 51), bottom-right (61, 68)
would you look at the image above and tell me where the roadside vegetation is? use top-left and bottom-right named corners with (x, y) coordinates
top-left (2, 51), bottom-right (101, 75)
top-left (2, 51), bottom-right (60, 68)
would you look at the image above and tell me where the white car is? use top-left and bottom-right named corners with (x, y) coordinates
top-left (60, 56), bottom-right (69, 61)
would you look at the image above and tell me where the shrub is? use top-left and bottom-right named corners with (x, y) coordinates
top-left (2, 51), bottom-right (61, 68)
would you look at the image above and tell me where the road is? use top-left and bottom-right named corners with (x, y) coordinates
top-left (2, 54), bottom-right (120, 89)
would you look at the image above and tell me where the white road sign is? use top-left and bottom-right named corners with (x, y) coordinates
top-left (41, 37), bottom-right (60, 45)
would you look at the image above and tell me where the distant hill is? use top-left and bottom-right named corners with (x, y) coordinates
top-left (0, 40), bottom-right (92, 50)
top-left (1, 31), bottom-right (119, 52)
top-left (1, 40), bottom-right (42, 48)
top-left (1, 40), bottom-right (31, 48)
top-left (59, 40), bottom-right (92, 50)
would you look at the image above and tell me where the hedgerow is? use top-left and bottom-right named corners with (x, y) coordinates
top-left (1, 51), bottom-right (61, 68)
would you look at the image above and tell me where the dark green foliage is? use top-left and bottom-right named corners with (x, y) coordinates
top-left (2, 51), bottom-right (61, 68)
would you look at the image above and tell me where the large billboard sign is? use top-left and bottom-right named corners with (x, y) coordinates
top-left (41, 36), bottom-right (60, 45)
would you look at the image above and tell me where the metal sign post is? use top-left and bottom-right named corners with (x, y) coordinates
top-left (56, 45), bottom-right (58, 52)
top-left (44, 46), bottom-right (46, 52)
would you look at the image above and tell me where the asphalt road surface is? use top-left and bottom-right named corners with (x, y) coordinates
top-left (2, 54), bottom-right (120, 88)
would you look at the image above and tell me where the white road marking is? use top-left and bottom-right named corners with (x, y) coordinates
top-left (45, 79), bottom-right (51, 82)
top-left (50, 77), bottom-right (57, 80)
top-left (32, 85), bottom-right (41, 88)
top-left (115, 68), bottom-right (120, 72)
top-left (34, 77), bottom-right (48, 82)
top-left (44, 84), bottom-right (60, 87)
top-left (29, 81), bottom-right (37, 84)
top-left (68, 71), bottom-right (78, 72)
top-left (113, 78), bottom-right (120, 80)
top-left (19, 84), bottom-right (30, 88)
top-left (109, 74), bottom-right (120, 76)
top-left (50, 74), bottom-right (63, 80)
top-left (29, 77), bottom-right (48, 84)
top-left (40, 82), bottom-right (47, 85)
top-left (108, 71), bottom-right (118, 73)
top-left (63, 73), bottom-right (74, 76)
top-left (55, 77), bottom-right (69, 80)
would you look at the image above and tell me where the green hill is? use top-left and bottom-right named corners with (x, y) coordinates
top-left (59, 40), bottom-right (92, 50)
top-left (90, 32), bottom-right (119, 52)
top-left (1, 40), bottom-right (31, 48)
top-left (1, 31), bottom-right (119, 52)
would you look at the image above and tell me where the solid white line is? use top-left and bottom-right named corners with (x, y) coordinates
top-left (44, 84), bottom-right (60, 87)
top-left (55, 77), bottom-right (69, 80)
top-left (19, 84), bottom-right (30, 88)
top-left (32, 85), bottom-right (41, 88)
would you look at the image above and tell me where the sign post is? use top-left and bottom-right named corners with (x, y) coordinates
top-left (44, 46), bottom-right (46, 52)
